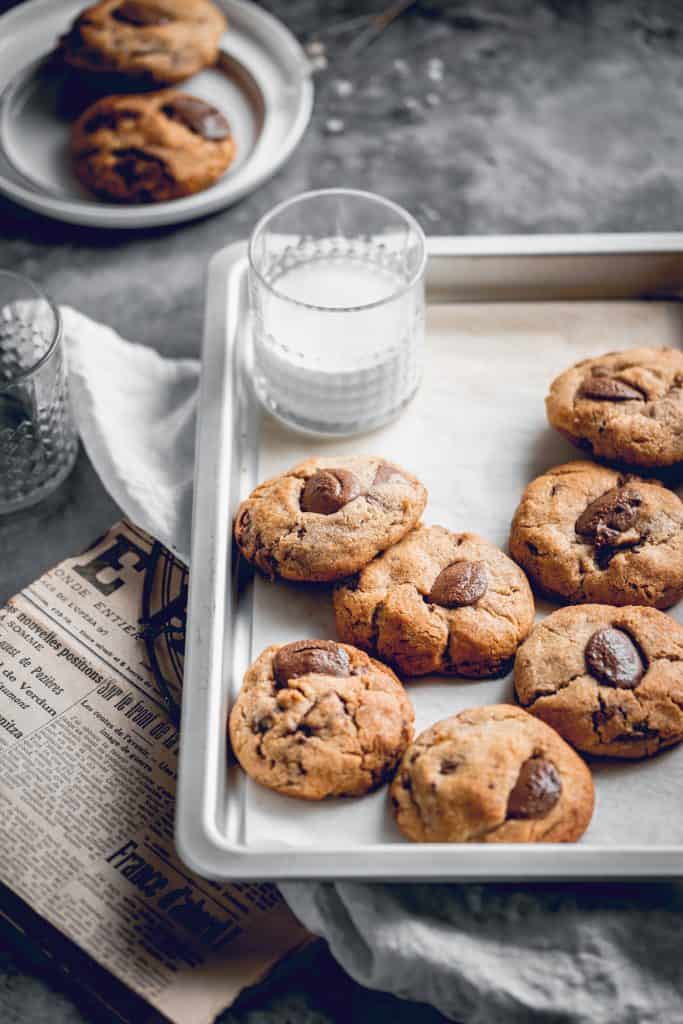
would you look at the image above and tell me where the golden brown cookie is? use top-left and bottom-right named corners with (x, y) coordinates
top-left (228, 640), bottom-right (415, 800)
top-left (71, 91), bottom-right (236, 203)
top-left (234, 457), bottom-right (427, 583)
top-left (514, 605), bottom-right (683, 759)
top-left (60, 0), bottom-right (226, 85)
top-left (390, 705), bottom-right (595, 843)
top-left (546, 347), bottom-right (683, 468)
top-left (334, 526), bottom-right (535, 678)
top-left (509, 461), bottom-right (683, 608)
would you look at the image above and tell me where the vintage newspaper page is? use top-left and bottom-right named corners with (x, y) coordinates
top-left (0, 520), bottom-right (310, 1024)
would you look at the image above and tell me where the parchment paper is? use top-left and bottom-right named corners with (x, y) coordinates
top-left (243, 301), bottom-right (683, 848)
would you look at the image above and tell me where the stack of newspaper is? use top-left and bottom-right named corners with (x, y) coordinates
top-left (0, 520), bottom-right (310, 1024)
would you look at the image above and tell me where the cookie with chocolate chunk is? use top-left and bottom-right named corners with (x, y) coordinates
top-left (234, 457), bottom-right (427, 583)
top-left (514, 605), bottom-right (683, 758)
top-left (229, 640), bottom-right (414, 800)
top-left (509, 461), bottom-right (683, 608)
top-left (390, 705), bottom-right (595, 843)
top-left (60, 0), bottom-right (226, 86)
top-left (71, 91), bottom-right (236, 202)
top-left (546, 347), bottom-right (683, 467)
top-left (334, 526), bottom-right (535, 678)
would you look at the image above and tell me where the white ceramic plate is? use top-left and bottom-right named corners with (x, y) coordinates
top-left (0, 0), bottom-right (314, 228)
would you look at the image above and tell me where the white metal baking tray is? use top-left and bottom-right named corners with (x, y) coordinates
top-left (177, 234), bottom-right (683, 881)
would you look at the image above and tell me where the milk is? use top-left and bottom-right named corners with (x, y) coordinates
top-left (251, 255), bottom-right (424, 434)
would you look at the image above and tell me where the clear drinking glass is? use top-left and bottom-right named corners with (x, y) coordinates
top-left (0, 272), bottom-right (78, 513)
top-left (248, 188), bottom-right (426, 435)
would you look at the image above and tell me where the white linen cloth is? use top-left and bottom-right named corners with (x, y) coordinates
top-left (63, 307), bottom-right (683, 1024)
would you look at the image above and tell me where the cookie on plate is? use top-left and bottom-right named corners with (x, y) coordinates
top-left (234, 457), bottom-right (427, 583)
top-left (228, 640), bottom-right (414, 800)
top-left (509, 461), bottom-right (683, 608)
top-left (71, 91), bottom-right (236, 203)
top-left (60, 0), bottom-right (226, 86)
top-left (514, 605), bottom-right (683, 759)
top-left (546, 346), bottom-right (683, 468)
top-left (334, 526), bottom-right (535, 677)
top-left (390, 705), bottom-right (595, 843)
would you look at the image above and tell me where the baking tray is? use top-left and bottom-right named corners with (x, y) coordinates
top-left (177, 234), bottom-right (683, 881)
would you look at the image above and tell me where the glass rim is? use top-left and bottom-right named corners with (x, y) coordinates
top-left (248, 188), bottom-right (427, 313)
top-left (0, 271), bottom-right (62, 392)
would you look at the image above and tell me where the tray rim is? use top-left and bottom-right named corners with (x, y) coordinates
top-left (177, 232), bottom-right (683, 881)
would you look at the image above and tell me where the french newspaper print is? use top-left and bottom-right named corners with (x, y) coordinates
top-left (0, 520), bottom-right (309, 1024)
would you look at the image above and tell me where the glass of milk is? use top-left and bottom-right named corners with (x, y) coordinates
top-left (248, 188), bottom-right (426, 435)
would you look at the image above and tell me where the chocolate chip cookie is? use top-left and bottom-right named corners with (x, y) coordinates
top-left (229, 640), bottom-right (415, 800)
top-left (390, 705), bottom-right (595, 843)
top-left (334, 526), bottom-right (535, 678)
top-left (60, 0), bottom-right (226, 86)
top-left (514, 605), bottom-right (683, 758)
top-left (546, 347), bottom-right (683, 468)
top-left (509, 461), bottom-right (683, 608)
top-left (234, 457), bottom-right (427, 583)
top-left (71, 91), bottom-right (236, 203)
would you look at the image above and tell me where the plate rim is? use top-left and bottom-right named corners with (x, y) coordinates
top-left (0, 0), bottom-right (314, 229)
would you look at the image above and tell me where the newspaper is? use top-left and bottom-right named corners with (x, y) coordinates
top-left (0, 520), bottom-right (310, 1024)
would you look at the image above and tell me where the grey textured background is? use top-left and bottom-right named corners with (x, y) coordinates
top-left (1, 0), bottom-right (683, 1021)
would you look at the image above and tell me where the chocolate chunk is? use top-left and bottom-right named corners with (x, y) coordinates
top-left (273, 640), bottom-right (350, 687)
top-left (112, 147), bottom-right (169, 188)
top-left (161, 96), bottom-right (231, 141)
top-left (84, 109), bottom-right (140, 133)
top-left (580, 376), bottom-right (644, 401)
top-left (112, 2), bottom-right (172, 26)
top-left (507, 757), bottom-right (562, 819)
top-left (585, 627), bottom-right (645, 689)
top-left (594, 545), bottom-right (619, 571)
top-left (575, 486), bottom-right (642, 548)
top-left (300, 469), bottom-right (361, 515)
top-left (252, 714), bottom-right (273, 733)
top-left (373, 462), bottom-right (404, 486)
top-left (428, 560), bottom-right (488, 608)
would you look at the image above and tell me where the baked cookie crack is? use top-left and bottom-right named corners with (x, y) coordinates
top-left (522, 670), bottom-right (587, 708)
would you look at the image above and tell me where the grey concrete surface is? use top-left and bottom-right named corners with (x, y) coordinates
top-left (1, 0), bottom-right (683, 1021)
